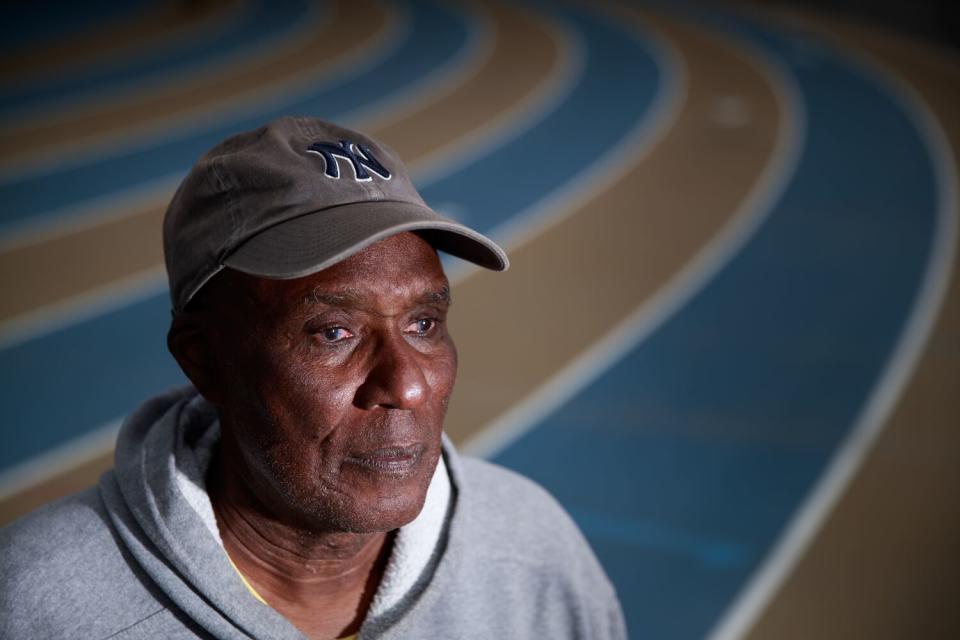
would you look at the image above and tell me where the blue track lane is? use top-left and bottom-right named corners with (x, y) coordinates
top-left (419, 7), bottom-right (662, 231)
top-left (0, 7), bottom-right (664, 478)
top-left (493, 14), bottom-right (938, 640)
top-left (0, 1), bottom-right (315, 117)
top-left (0, 1), bottom-right (467, 233)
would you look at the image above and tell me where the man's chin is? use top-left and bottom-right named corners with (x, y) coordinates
top-left (280, 448), bottom-right (440, 533)
top-left (292, 472), bottom-right (433, 533)
top-left (327, 448), bottom-right (439, 531)
top-left (324, 492), bottom-right (429, 534)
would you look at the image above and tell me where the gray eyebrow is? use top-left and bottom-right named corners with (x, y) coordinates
top-left (420, 285), bottom-right (451, 306)
top-left (304, 289), bottom-right (363, 307)
top-left (304, 285), bottom-right (451, 308)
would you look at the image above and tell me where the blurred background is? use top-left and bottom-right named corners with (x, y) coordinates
top-left (1, 1), bottom-right (957, 638)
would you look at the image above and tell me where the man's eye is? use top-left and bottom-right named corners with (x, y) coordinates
top-left (406, 318), bottom-right (437, 336)
top-left (319, 327), bottom-right (353, 343)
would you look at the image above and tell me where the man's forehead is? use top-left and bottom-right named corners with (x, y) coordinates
top-left (228, 233), bottom-right (449, 313)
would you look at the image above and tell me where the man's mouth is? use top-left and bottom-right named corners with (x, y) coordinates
top-left (344, 444), bottom-right (424, 475)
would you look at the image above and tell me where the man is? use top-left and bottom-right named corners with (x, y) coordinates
top-left (1, 117), bottom-right (625, 639)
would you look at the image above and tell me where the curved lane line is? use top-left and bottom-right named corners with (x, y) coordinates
top-left (0, 0), bottom-right (312, 122)
top-left (489, 10), bottom-right (939, 638)
top-left (0, 1), bottom-right (323, 178)
top-left (0, 1), bottom-right (470, 243)
top-left (438, 17), bottom-right (679, 445)
top-left (0, 1), bottom-right (326, 173)
top-left (0, 0), bottom-right (395, 326)
top-left (713, 20), bottom-right (960, 640)
top-left (0, 4), bottom-right (660, 512)
top-left (0, 0), bottom-right (241, 84)
top-left (0, 0), bottom-right (398, 174)
top-left (417, 6), bottom-right (661, 250)
top-left (457, 10), bottom-right (800, 458)
top-left (0, 2), bottom-right (398, 252)
top-left (355, 3), bottom-right (583, 200)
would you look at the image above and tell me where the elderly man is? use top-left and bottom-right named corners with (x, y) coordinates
top-left (0, 117), bottom-right (625, 639)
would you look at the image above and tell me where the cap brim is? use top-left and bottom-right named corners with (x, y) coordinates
top-left (223, 200), bottom-right (508, 278)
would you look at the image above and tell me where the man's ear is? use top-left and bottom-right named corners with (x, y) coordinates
top-left (168, 312), bottom-right (223, 404)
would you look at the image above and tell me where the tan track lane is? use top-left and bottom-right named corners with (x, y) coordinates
top-left (736, 13), bottom-right (960, 640)
top-left (0, 1), bottom-right (570, 524)
top-left (0, 0), bottom-right (239, 82)
top-left (444, 12), bottom-right (787, 450)
top-left (0, 0), bottom-right (386, 169)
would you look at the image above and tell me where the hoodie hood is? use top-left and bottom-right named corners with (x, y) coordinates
top-left (98, 386), bottom-right (453, 639)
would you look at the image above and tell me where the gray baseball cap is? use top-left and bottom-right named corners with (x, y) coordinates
top-left (163, 116), bottom-right (508, 313)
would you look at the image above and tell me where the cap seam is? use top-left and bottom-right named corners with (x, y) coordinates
top-left (295, 116), bottom-right (320, 139)
top-left (175, 156), bottom-right (235, 312)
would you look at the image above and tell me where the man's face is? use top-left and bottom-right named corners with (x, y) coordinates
top-left (204, 232), bottom-right (456, 533)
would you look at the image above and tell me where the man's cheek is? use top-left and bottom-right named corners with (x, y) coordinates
top-left (304, 373), bottom-right (360, 422)
top-left (429, 350), bottom-right (458, 410)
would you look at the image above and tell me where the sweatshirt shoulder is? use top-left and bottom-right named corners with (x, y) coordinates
top-left (455, 457), bottom-right (609, 579)
top-left (1, 486), bottom-right (110, 567)
top-left (0, 485), bottom-right (165, 638)
top-left (457, 457), bottom-right (580, 542)
top-left (419, 456), bottom-right (627, 638)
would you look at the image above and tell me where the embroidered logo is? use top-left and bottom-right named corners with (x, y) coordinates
top-left (306, 139), bottom-right (391, 181)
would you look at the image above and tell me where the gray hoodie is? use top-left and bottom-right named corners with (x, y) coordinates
top-left (1, 387), bottom-right (625, 639)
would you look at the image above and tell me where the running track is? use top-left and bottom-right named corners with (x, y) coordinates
top-left (1, 2), bottom-right (957, 638)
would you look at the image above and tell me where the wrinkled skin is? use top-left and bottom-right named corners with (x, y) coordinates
top-left (170, 232), bottom-right (457, 534)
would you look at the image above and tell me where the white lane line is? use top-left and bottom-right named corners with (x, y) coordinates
top-left (0, 177), bottom-right (178, 254)
top-left (0, 0), bottom-right (258, 131)
top-left (0, 419), bottom-right (122, 505)
top-left (461, 16), bottom-right (806, 458)
top-left (705, 38), bottom-right (959, 640)
top-left (411, 8), bottom-right (584, 191)
top-left (0, 2), bottom-right (398, 240)
top-left (0, 0), bottom-right (327, 176)
top-left (340, 0), bottom-right (496, 134)
top-left (0, 267), bottom-right (168, 352)
top-left (0, 0), bottom-right (474, 248)
top-left (444, 12), bottom-right (687, 287)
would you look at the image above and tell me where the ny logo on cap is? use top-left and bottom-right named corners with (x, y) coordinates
top-left (306, 140), bottom-right (392, 181)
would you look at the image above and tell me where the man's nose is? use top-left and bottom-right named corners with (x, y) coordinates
top-left (354, 335), bottom-right (428, 410)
